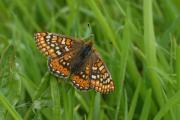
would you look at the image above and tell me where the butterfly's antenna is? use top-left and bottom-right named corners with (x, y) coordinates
top-left (87, 23), bottom-right (92, 33)
top-left (88, 23), bottom-right (94, 40)
top-left (83, 23), bottom-right (94, 42)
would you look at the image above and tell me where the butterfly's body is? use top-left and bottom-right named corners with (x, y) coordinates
top-left (34, 32), bottom-right (114, 94)
top-left (71, 42), bottom-right (93, 73)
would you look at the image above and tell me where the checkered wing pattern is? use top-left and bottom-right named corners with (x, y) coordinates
top-left (71, 58), bottom-right (92, 90)
top-left (71, 51), bottom-right (114, 94)
top-left (34, 32), bottom-right (114, 94)
top-left (48, 57), bottom-right (70, 78)
top-left (48, 48), bottom-right (83, 78)
top-left (34, 32), bottom-right (77, 58)
top-left (89, 52), bottom-right (114, 94)
top-left (34, 32), bottom-right (83, 78)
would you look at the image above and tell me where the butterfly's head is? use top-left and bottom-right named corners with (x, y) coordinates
top-left (85, 40), bottom-right (93, 47)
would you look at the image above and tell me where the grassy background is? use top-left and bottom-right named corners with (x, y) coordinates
top-left (0, 0), bottom-right (180, 120)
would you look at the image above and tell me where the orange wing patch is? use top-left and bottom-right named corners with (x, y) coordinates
top-left (71, 75), bottom-right (90, 90)
top-left (48, 57), bottom-right (70, 78)
top-left (71, 63), bottom-right (91, 90)
top-left (90, 54), bottom-right (115, 94)
top-left (34, 32), bottom-right (73, 58)
top-left (35, 32), bottom-right (57, 57)
top-left (90, 80), bottom-right (114, 94)
top-left (65, 38), bottom-right (72, 46)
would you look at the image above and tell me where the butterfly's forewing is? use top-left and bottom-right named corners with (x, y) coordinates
top-left (34, 32), bottom-right (76, 58)
top-left (35, 32), bottom-right (84, 78)
top-left (89, 52), bottom-right (114, 94)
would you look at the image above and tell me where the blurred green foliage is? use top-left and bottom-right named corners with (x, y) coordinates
top-left (0, 0), bottom-right (180, 120)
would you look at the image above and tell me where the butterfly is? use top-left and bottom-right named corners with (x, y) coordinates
top-left (34, 32), bottom-right (114, 94)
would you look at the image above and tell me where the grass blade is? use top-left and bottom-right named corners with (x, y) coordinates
top-left (0, 92), bottom-right (23, 120)
top-left (115, 5), bottom-right (131, 119)
top-left (139, 89), bottom-right (152, 120)
top-left (128, 81), bottom-right (141, 120)
top-left (143, 0), bottom-right (164, 107)
top-left (154, 90), bottom-right (180, 120)
top-left (176, 45), bottom-right (180, 88)
top-left (50, 76), bottom-right (61, 120)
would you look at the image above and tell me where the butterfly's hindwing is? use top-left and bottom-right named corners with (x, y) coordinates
top-left (48, 57), bottom-right (70, 78)
top-left (89, 52), bottom-right (114, 93)
top-left (71, 58), bottom-right (92, 90)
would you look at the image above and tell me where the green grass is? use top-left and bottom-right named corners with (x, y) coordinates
top-left (0, 0), bottom-right (180, 120)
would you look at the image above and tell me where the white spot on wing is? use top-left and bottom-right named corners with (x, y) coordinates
top-left (36, 33), bottom-right (40, 36)
top-left (61, 38), bottom-right (65, 44)
top-left (99, 65), bottom-right (104, 71)
top-left (55, 46), bottom-right (60, 50)
top-left (107, 78), bottom-right (110, 83)
top-left (65, 46), bottom-right (69, 51)
top-left (56, 51), bottom-right (61, 55)
top-left (97, 75), bottom-right (100, 78)
top-left (46, 35), bottom-right (51, 39)
top-left (92, 67), bottom-right (97, 70)
top-left (92, 75), bottom-right (96, 79)
top-left (51, 44), bottom-right (55, 47)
